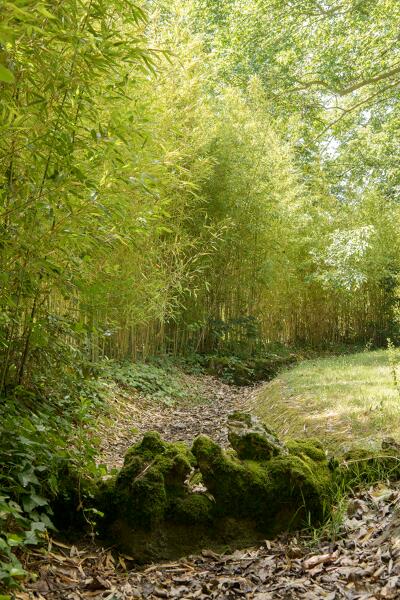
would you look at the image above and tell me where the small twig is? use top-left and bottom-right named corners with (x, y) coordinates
top-left (133, 460), bottom-right (156, 482)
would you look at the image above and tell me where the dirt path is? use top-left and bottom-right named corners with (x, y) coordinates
top-left (19, 376), bottom-right (400, 600)
top-left (96, 375), bottom-right (258, 469)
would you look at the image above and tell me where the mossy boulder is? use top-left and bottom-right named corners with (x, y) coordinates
top-left (192, 433), bottom-right (332, 532)
top-left (207, 356), bottom-right (254, 385)
top-left (98, 424), bottom-right (336, 560)
top-left (339, 442), bottom-right (400, 484)
top-left (206, 355), bottom-right (295, 385)
top-left (111, 431), bottom-right (195, 529)
top-left (228, 411), bottom-right (287, 460)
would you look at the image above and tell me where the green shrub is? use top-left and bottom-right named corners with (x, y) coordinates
top-left (206, 354), bottom-right (295, 385)
top-left (100, 359), bottom-right (204, 405)
top-left (0, 382), bottom-right (104, 589)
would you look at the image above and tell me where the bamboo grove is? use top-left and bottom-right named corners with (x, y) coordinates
top-left (1, 0), bottom-right (400, 390)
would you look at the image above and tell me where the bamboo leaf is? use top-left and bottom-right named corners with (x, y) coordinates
top-left (0, 64), bottom-right (15, 83)
top-left (36, 5), bottom-right (56, 20)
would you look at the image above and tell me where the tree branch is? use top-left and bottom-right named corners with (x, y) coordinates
top-left (292, 62), bottom-right (400, 97)
top-left (312, 80), bottom-right (400, 144)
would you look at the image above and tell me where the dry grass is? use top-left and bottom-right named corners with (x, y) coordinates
top-left (251, 349), bottom-right (400, 452)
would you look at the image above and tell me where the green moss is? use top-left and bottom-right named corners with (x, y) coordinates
top-left (171, 494), bottom-right (214, 525)
top-left (123, 431), bottom-right (168, 464)
top-left (192, 435), bottom-right (254, 516)
top-left (228, 411), bottom-right (253, 426)
top-left (339, 446), bottom-right (400, 484)
top-left (120, 432), bottom-right (194, 493)
top-left (112, 432), bottom-right (194, 528)
top-left (265, 453), bottom-right (332, 529)
top-left (192, 434), bottom-right (332, 530)
top-left (286, 439), bottom-right (327, 462)
top-left (193, 435), bottom-right (257, 516)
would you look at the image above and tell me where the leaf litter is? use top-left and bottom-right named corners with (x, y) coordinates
top-left (16, 376), bottom-right (400, 599)
top-left (96, 374), bottom-right (257, 469)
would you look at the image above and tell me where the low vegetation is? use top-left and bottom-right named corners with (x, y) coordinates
top-left (253, 349), bottom-right (400, 451)
top-left (0, 382), bottom-right (103, 587)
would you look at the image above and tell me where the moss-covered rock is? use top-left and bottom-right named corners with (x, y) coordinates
top-left (206, 355), bottom-right (295, 385)
top-left (228, 411), bottom-right (287, 461)
top-left (339, 443), bottom-right (400, 484)
top-left (112, 431), bottom-right (195, 529)
top-left (192, 433), bottom-right (332, 531)
top-left (98, 423), bottom-right (336, 560)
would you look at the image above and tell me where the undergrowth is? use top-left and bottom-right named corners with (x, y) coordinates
top-left (99, 358), bottom-right (206, 406)
top-left (0, 376), bottom-right (106, 591)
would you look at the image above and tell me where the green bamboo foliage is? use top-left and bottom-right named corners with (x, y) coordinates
top-left (0, 0), bottom-right (156, 387)
top-left (1, 0), bottom-right (400, 390)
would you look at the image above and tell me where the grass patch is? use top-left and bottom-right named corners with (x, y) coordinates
top-left (252, 349), bottom-right (400, 452)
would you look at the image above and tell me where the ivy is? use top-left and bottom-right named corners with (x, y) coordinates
top-left (0, 379), bottom-right (104, 588)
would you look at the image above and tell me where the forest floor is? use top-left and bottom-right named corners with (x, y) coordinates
top-left (17, 356), bottom-right (400, 600)
top-left (95, 374), bottom-right (257, 470)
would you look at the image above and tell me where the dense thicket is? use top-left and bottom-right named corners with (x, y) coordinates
top-left (1, 0), bottom-right (400, 392)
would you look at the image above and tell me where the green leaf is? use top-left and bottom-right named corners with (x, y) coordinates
top-left (38, 513), bottom-right (56, 530)
top-left (30, 493), bottom-right (48, 507)
top-left (36, 5), bottom-right (56, 19)
top-left (22, 493), bottom-right (48, 513)
top-left (0, 539), bottom-right (9, 550)
top-left (9, 566), bottom-right (26, 578)
top-left (0, 64), bottom-right (15, 83)
top-left (6, 534), bottom-right (24, 547)
top-left (18, 469), bottom-right (40, 488)
top-left (30, 521), bottom-right (46, 532)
